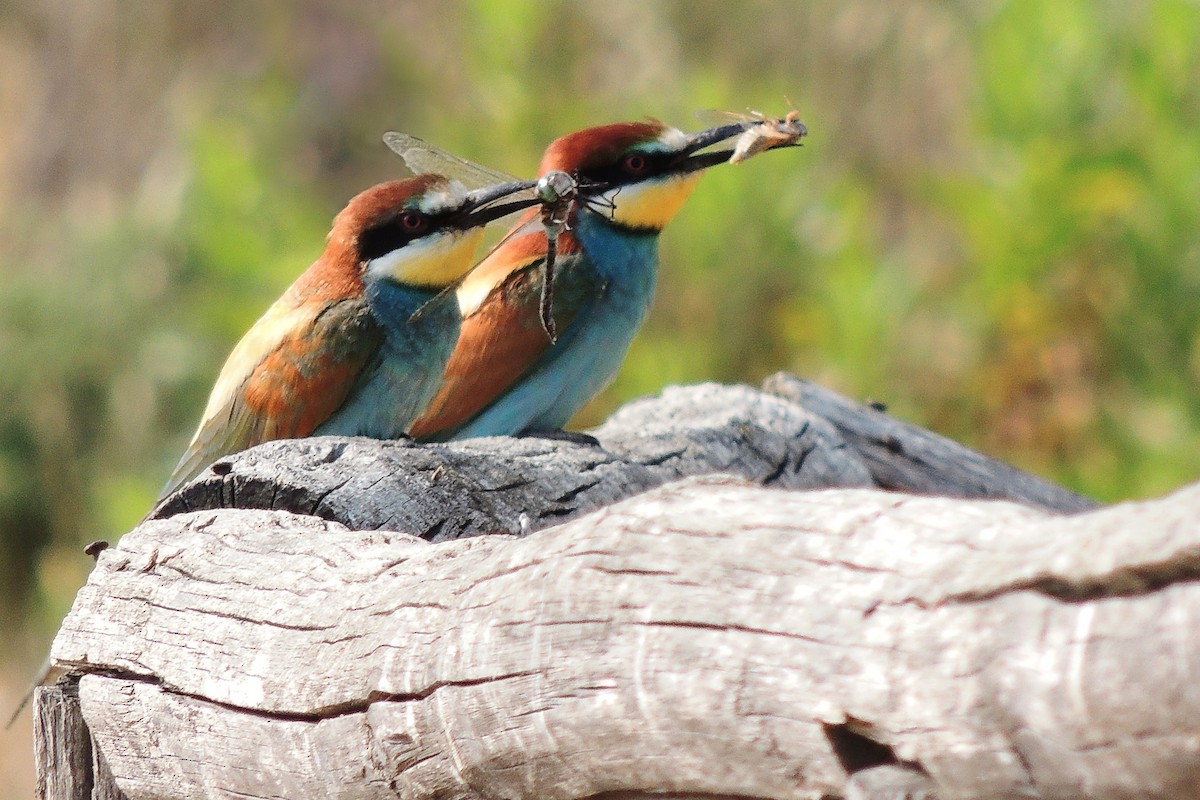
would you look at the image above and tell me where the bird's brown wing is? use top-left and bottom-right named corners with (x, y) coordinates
top-left (159, 294), bottom-right (382, 500)
top-left (408, 227), bottom-right (589, 438)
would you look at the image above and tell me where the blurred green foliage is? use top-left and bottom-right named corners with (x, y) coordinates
top-left (2, 0), bottom-right (1200, 649)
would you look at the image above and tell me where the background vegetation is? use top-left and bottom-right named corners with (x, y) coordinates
top-left (3, 1), bottom-right (1199, 789)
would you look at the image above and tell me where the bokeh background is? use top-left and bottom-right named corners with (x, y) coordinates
top-left (3, 0), bottom-right (1200, 790)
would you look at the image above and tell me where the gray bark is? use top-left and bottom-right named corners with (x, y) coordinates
top-left (44, 377), bottom-right (1166, 800)
top-left (761, 373), bottom-right (1098, 512)
top-left (46, 476), bottom-right (1200, 799)
top-left (34, 680), bottom-right (93, 800)
top-left (150, 378), bottom-right (1095, 536)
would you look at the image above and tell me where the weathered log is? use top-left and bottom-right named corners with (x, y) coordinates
top-left (39, 378), bottom-right (1137, 799)
top-left (34, 680), bottom-right (91, 800)
top-left (44, 474), bottom-right (1200, 799)
top-left (762, 373), bottom-right (1099, 512)
top-left (151, 379), bottom-right (1095, 535)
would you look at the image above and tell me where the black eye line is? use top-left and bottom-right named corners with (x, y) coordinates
top-left (358, 208), bottom-right (449, 262)
top-left (579, 150), bottom-right (675, 187)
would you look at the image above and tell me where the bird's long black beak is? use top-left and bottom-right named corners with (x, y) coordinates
top-left (458, 179), bottom-right (541, 228)
top-left (674, 119), bottom-right (806, 175)
top-left (663, 122), bottom-right (747, 175)
top-left (685, 122), bottom-right (750, 154)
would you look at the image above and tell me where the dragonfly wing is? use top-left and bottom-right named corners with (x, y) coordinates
top-left (383, 132), bottom-right (537, 228)
top-left (383, 132), bottom-right (521, 187)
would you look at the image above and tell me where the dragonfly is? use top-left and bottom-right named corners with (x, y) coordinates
top-left (383, 133), bottom-right (579, 341)
top-left (531, 169), bottom-right (577, 342)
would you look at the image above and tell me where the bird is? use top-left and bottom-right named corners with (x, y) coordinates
top-left (157, 174), bottom-right (536, 500)
top-left (406, 118), bottom-right (772, 440)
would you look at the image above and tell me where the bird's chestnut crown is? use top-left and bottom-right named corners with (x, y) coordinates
top-left (332, 176), bottom-right (489, 289)
top-left (345, 176), bottom-right (465, 260)
top-left (539, 122), bottom-right (704, 232)
top-left (539, 122), bottom-right (688, 185)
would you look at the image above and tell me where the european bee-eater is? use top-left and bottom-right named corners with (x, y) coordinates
top-left (408, 119), bottom-right (782, 439)
top-left (158, 175), bottom-right (536, 500)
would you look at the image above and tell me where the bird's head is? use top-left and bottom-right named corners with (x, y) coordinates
top-left (327, 175), bottom-right (535, 289)
top-left (539, 120), bottom-right (746, 233)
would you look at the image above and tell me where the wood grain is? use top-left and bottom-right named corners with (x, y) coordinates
top-left (42, 378), bottom-right (1160, 800)
top-left (49, 473), bottom-right (1200, 799)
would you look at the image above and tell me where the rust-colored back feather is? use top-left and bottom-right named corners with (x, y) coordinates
top-left (408, 225), bottom-right (584, 438)
top-left (409, 126), bottom-right (675, 440)
top-left (159, 178), bottom-right (450, 500)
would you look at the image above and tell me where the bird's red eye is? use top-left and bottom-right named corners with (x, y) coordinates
top-left (400, 212), bottom-right (427, 232)
top-left (621, 153), bottom-right (649, 175)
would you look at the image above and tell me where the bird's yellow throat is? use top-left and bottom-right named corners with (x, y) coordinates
top-left (600, 172), bottom-right (702, 231)
top-left (366, 227), bottom-right (486, 289)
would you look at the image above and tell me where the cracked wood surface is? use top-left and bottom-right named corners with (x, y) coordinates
top-left (761, 374), bottom-right (1098, 512)
top-left (47, 473), bottom-right (1200, 800)
top-left (149, 379), bottom-right (1095, 539)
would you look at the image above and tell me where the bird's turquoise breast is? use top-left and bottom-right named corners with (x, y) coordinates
top-left (316, 281), bottom-right (460, 438)
top-left (450, 211), bottom-right (659, 437)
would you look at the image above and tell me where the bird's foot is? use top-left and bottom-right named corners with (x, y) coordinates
top-left (517, 428), bottom-right (601, 447)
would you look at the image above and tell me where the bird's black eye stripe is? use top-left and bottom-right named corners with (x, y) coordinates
top-left (358, 210), bottom-right (452, 262)
top-left (580, 150), bottom-right (675, 187)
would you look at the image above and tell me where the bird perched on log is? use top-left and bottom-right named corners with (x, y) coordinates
top-left (407, 118), bottom-right (803, 440)
top-left (158, 175), bottom-right (537, 500)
